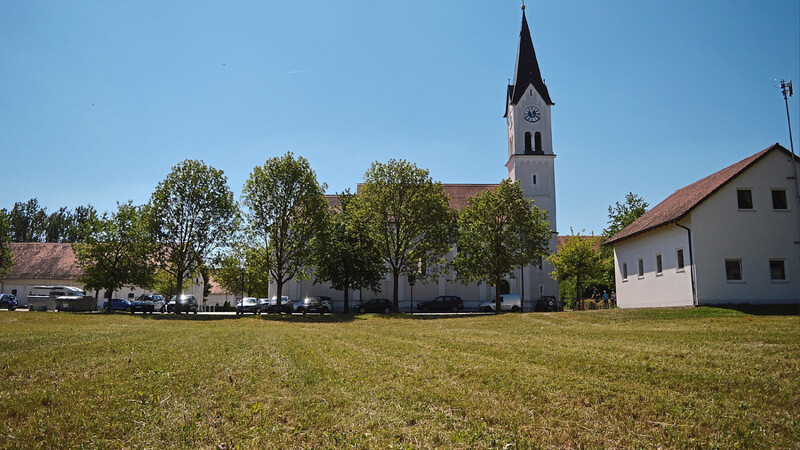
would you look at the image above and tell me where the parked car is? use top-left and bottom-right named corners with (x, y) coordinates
top-left (354, 298), bottom-right (393, 314)
top-left (263, 296), bottom-right (292, 314)
top-left (479, 294), bottom-right (522, 312)
top-left (416, 295), bottom-right (463, 312)
top-left (103, 297), bottom-right (155, 313)
top-left (0, 294), bottom-right (17, 311)
top-left (236, 297), bottom-right (260, 315)
top-left (136, 294), bottom-right (166, 313)
top-left (167, 295), bottom-right (198, 314)
top-left (533, 295), bottom-right (562, 312)
top-left (296, 296), bottom-right (331, 314)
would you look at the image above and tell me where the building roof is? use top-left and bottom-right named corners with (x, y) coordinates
top-left (605, 143), bottom-right (793, 245)
top-left (506, 10), bottom-right (553, 112)
top-left (353, 183), bottom-right (499, 211)
top-left (4, 242), bottom-right (84, 280)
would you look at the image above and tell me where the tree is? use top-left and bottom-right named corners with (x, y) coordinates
top-left (45, 207), bottom-right (73, 243)
top-left (603, 192), bottom-right (649, 238)
top-left (8, 198), bottom-right (47, 242)
top-left (213, 243), bottom-right (271, 299)
top-left (73, 202), bottom-right (156, 310)
top-left (67, 205), bottom-right (100, 243)
top-left (314, 191), bottom-right (384, 313)
top-left (148, 159), bottom-right (239, 311)
top-left (242, 153), bottom-right (328, 310)
top-left (0, 209), bottom-right (13, 279)
top-left (546, 230), bottom-right (605, 310)
top-left (454, 179), bottom-right (551, 313)
top-left (357, 159), bottom-right (454, 311)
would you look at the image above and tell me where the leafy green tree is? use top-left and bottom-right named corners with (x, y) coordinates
top-left (314, 191), bottom-right (384, 313)
top-left (454, 179), bottom-right (551, 313)
top-left (242, 153), bottom-right (328, 310)
top-left (73, 202), bottom-right (156, 310)
top-left (0, 209), bottom-right (13, 279)
top-left (603, 193), bottom-right (649, 238)
top-left (357, 160), bottom-right (454, 311)
top-left (546, 230), bottom-right (605, 310)
top-left (45, 207), bottom-right (73, 243)
top-left (67, 205), bottom-right (100, 243)
top-left (148, 159), bottom-right (239, 310)
top-left (213, 243), bottom-right (271, 299)
top-left (8, 198), bottom-right (47, 242)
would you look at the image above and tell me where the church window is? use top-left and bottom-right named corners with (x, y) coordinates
top-left (525, 132), bottom-right (532, 152)
top-left (737, 189), bottom-right (753, 209)
top-left (534, 132), bottom-right (542, 152)
top-left (532, 174), bottom-right (537, 186)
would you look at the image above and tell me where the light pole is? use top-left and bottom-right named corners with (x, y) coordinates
top-left (778, 80), bottom-right (800, 219)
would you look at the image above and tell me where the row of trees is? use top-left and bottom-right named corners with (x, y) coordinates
top-left (4, 199), bottom-right (99, 243)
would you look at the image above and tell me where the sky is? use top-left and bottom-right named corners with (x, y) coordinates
top-left (1, 0), bottom-right (798, 235)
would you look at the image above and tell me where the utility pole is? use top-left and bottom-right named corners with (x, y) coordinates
top-left (778, 79), bottom-right (800, 245)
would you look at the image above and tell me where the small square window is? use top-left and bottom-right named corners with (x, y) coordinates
top-left (772, 190), bottom-right (788, 210)
top-left (737, 189), bottom-right (753, 209)
top-left (655, 254), bottom-right (663, 274)
top-left (637, 259), bottom-right (644, 277)
top-left (676, 249), bottom-right (685, 270)
top-left (725, 259), bottom-right (742, 281)
top-left (622, 263), bottom-right (628, 280)
top-left (770, 260), bottom-right (786, 281)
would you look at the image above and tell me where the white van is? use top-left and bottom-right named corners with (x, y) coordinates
top-left (478, 294), bottom-right (522, 312)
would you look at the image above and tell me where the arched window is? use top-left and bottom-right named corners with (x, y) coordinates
top-left (524, 132), bottom-right (532, 153)
top-left (534, 132), bottom-right (542, 153)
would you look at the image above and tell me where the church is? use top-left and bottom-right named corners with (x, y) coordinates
top-left (282, 8), bottom-right (560, 311)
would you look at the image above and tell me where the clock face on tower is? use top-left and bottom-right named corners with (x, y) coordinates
top-left (523, 106), bottom-right (540, 123)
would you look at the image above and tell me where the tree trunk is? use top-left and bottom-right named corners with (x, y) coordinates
top-left (392, 271), bottom-right (400, 312)
top-left (495, 275), bottom-right (501, 314)
top-left (175, 271), bottom-right (184, 314)
top-left (343, 281), bottom-right (350, 313)
top-left (575, 275), bottom-right (582, 311)
top-left (105, 287), bottom-right (113, 312)
top-left (276, 281), bottom-right (283, 313)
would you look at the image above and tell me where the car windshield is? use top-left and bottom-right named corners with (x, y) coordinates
top-left (242, 298), bottom-right (257, 305)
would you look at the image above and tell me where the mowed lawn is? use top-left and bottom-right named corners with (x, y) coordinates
top-left (0, 308), bottom-right (797, 448)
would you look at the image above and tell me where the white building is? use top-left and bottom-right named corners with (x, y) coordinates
top-left (279, 9), bottom-right (559, 311)
top-left (606, 144), bottom-right (800, 308)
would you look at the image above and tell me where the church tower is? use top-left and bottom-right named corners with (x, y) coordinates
top-left (505, 6), bottom-right (559, 300)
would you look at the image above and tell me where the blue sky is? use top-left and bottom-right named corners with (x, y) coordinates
top-left (1, 1), bottom-right (798, 235)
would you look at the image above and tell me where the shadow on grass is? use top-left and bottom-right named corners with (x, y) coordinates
top-left (712, 304), bottom-right (799, 316)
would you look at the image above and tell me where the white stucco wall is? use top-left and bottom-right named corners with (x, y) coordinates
top-left (613, 224), bottom-right (694, 308)
top-left (690, 151), bottom-right (800, 304)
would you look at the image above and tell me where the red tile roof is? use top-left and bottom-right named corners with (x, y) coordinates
top-left (4, 243), bottom-right (84, 280)
top-left (352, 183), bottom-right (499, 211)
top-left (605, 143), bottom-right (793, 245)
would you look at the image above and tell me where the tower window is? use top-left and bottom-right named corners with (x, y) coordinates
top-left (532, 174), bottom-right (537, 186)
top-left (524, 132), bottom-right (532, 153)
top-left (534, 132), bottom-right (542, 153)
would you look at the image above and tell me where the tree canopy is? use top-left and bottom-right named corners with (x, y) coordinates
top-left (242, 153), bottom-right (328, 308)
top-left (0, 209), bottom-right (13, 280)
top-left (213, 243), bottom-right (271, 299)
top-left (313, 191), bottom-right (384, 312)
top-left (73, 202), bottom-right (156, 306)
top-left (546, 230), bottom-right (605, 310)
top-left (603, 192), bottom-right (649, 238)
top-left (454, 178), bottom-right (551, 311)
top-left (148, 159), bottom-right (239, 306)
top-left (357, 159), bottom-right (454, 311)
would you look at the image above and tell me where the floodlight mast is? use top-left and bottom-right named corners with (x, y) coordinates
top-left (779, 79), bottom-right (800, 244)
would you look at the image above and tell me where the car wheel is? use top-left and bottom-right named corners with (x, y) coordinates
top-left (383, 307), bottom-right (391, 314)
top-left (126, 306), bottom-right (133, 313)
top-left (9, 306), bottom-right (16, 311)
top-left (511, 305), bottom-right (520, 312)
top-left (322, 307), bottom-right (329, 314)
top-left (451, 305), bottom-right (458, 312)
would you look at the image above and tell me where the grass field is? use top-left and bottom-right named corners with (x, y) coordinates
top-left (0, 308), bottom-right (798, 448)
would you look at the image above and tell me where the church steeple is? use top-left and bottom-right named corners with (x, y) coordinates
top-left (508, 9), bottom-right (553, 107)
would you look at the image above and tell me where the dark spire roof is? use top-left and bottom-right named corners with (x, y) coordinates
top-left (509, 10), bottom-right (553, 107)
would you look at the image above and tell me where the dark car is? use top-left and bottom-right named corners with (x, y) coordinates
top-left (416, 295), bottom-right (463, 313)
top-left (236, 297), bottom-right (260, 315)
top-left (533, 295), bottom-right (562, 312)
top-left (136, 294), bottom-right (166, 313)
top-left (296, 296), bottom-right (331, 314)
top-left (263, 296), bottom-right (293, 314)
top-left (355, 298), bottom-right (393, 314)
top-left (0, 294), bottom-right (17, 311)
top-left (167, 295), bottom-right (198, 314)
top-left (104, 297), bottom-right (155, 314)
